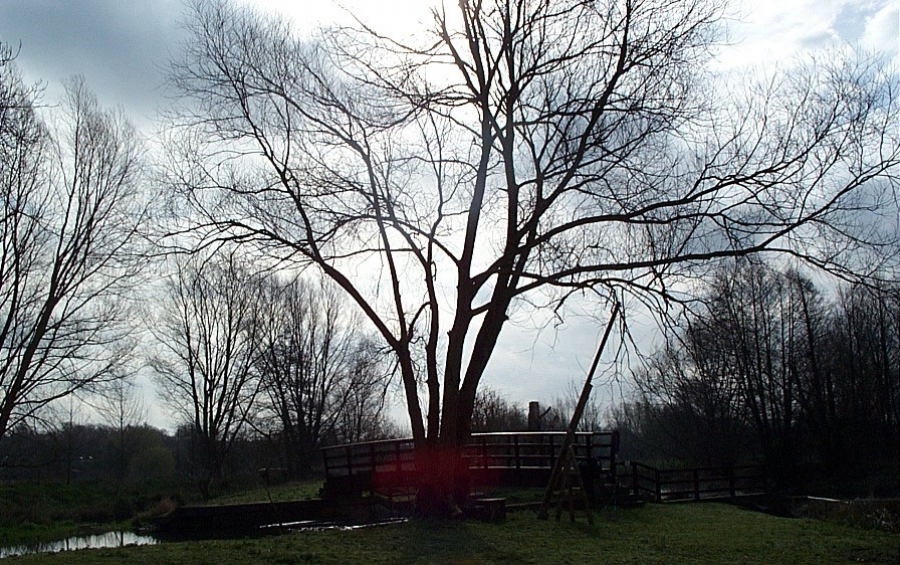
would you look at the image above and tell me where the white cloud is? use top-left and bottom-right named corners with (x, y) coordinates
top-left (861, 2), bottom-right (900, 59)
top-left (717, 0), bottom-right (841, 69)
top-left (246, 0), bottom-right (435, 40)
top-left (717, 0), bottom-right (898, 69)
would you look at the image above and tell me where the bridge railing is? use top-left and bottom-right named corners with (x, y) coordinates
top-left (630, 462), bottom-right (767, 502)
top-left (321, 431), bottom-right (619, 495)
top-left (465, 431), bottom-right (618, 471)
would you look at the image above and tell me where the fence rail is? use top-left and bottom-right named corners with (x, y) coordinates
top-left (321, 431), bottom-right (620, 496)
top-left (630, 462), bottom-right (767, 502)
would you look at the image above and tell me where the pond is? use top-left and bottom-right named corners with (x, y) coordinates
top-left (0, 530), bottom-right (158, 559)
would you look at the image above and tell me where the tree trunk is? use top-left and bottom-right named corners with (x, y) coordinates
top-left (413, 444), bottom-right (471, 518)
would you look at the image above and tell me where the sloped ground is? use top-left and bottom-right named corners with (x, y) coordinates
top-left (2, 502), bottom-right (897, 564)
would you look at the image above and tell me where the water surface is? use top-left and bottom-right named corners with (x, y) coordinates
top-left (0, 530), bottom-right (157, 559)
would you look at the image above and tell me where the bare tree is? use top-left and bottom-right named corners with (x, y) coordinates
top-left (255, 275), bottom-right (390, 477)
top-left (93, 377), bottom-right (148, 484)
top-left (548, 384), bottom-right (608, 433)
top-left (650, 261), bottom-right (806, 475)
top-left (165, 0), bottom-right (899, 512)
top-left (826, 281), bottom-right (900, 480)
top-left (150, 252), bottom-right (265, 496)
top-left (638, 261), bottom-right (900, 490)
top-left (94, 377), bottom-right (147, 439)
top-left (470, 388), bottom-right (527, 432)
top-left (325, 338), bottom-right (396, 444)
top-left (0, 44), bottom-right (147, 444)
top-left (637, 329), bottom-right (751, 467)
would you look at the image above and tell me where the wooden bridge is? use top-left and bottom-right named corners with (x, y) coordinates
top-left (321, 430), bottom-right (620, 500)
top-left (321, 431), bottom-right (766, 506)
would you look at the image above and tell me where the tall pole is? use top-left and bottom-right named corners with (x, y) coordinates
top-left (537, 303), bottom-right (620, 519)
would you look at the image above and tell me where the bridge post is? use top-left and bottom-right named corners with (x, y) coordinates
top-left (528, 402), bottom-right (541, 431)
top-left (514, 436), bottom-right (521, 471)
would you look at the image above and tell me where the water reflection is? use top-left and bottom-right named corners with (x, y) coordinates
top-left (0, 518), bottom-right (406, 558)
top-left (261, 517), bottom-right (407, 533)
top-left (0, 530), bottom-right (157, 559)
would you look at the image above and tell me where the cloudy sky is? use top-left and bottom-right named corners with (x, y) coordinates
top-left (1, 1), bottom-right (895, 129)
top-left (0, 0), bottom-right (897, 429)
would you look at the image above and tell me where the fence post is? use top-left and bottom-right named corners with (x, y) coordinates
top-left (394, 441), bottom-right (400, 473)
top-left (655, 468), bottom-right (662, 502)
top-left (631, 462), bottom-right (638, 497)
top-left (761, 465), bottom-right (768, 494)
top-left (728, 466), bottom-right (736, 499)
top-left (514, 435), bottom-right (521, 471)
top-left (693, 469), bottom-right (700, 501)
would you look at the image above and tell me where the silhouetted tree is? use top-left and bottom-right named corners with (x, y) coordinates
top-left (548, 385), bottom-right (607, 433)
top-left (151, 252), bottom-right (265, 497)
top-left (470, 388), bottom-right (527, 432)
top-left (328, 338), bottom-right (398, 444)
top-left (644, 261), bottom-right (812, 477)
top-left (255, 276), bottom-right (391, 477)
top-left (823, 281), bottom-right (900, 486)
top-left (636, 342), bottom-right (748, 467)
top-left (94, 377), bottom-right (148, 484)
top-left (638, 260), bottom-right (900, 493)
top-left (0, 44), bottom-right (148, 444)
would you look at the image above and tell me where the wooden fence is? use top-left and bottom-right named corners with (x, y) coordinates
top-left (321, 431), bottom-right (620, 497)
top-left (629, 462), bottom-right (767, 502)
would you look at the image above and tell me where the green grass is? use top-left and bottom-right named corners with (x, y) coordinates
top-left (0, 479), bottom-right (322, 548)
top-left (205, 480), bottom-right (323, 505)
top-left (0, 479), bottom-right (322, 545)
top-left (1, 503), bottom-right (897, 564)
top-left (0, 480), bottom-right (197, 521)
top-left (0, 523), bottom-right (68, 549)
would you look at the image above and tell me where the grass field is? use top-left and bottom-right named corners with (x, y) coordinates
top-left (1, 502), bottom-right (896, 564)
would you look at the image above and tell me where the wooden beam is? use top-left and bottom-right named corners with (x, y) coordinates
top-left (537, 304), bottom-right (620, 520)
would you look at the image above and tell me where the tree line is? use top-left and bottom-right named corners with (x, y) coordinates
top-left (621, 259), bottom-right (900, 496)
top-left (150, 251), bottom-right (398, 496)
top-left (0, 44), bottom-right (397, 496)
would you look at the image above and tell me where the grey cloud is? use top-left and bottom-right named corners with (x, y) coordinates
top-left (0, 0), bottom-right (187, 124)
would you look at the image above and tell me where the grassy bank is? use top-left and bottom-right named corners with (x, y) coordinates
top-left (204, 481), bottom-right (323, 505)
top-left (2, 503), bottom-right (897, 564)
top-left (0, 480), bottom-right (192, 547)
top-left (0, 479), bottom-right (324, 547)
